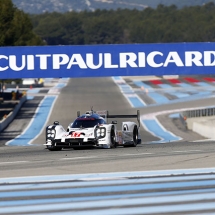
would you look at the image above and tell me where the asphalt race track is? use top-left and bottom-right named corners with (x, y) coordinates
top-left (1, 77), bottom-right (215, 214)
top-left (1, 77), bottom-right (215, 177)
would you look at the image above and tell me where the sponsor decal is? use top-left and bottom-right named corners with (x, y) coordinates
top-left (71, 132), bottom-right (81, 137)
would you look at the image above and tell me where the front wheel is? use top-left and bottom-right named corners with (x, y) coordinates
top-left (46, 145), bottom-right (62, 151)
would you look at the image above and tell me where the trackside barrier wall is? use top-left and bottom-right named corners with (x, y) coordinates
top-left (2, 42), bottom-right (215, 79)
top-left (193, 120), bottom-right (215, 139)
top-left (180, 107), bottom-right (215, 138)
top-left (0, 96), bottom-right (27, 132)
top-left (181, 107), bottom-right (215, 130)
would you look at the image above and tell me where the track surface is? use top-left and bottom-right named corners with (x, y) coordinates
top-left (1, 77), bottom-right (215, 214)
top-left (0, 141), bottom-right (215, 178)
top-left (0, 77), bottom-right (215, 177)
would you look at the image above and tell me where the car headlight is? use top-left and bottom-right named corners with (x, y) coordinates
top-left (96, 128), bottom-right (106, 138)
top-left (47, 129), bottom-right (55, 139)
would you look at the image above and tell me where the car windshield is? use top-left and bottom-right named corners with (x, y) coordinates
top-left (71, 118), bottom-right (106, 128)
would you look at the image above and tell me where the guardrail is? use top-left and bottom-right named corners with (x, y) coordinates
top-left (180, 107), bottom-right (215, 130)
top-left (181, 107), bottom-right (215, 119)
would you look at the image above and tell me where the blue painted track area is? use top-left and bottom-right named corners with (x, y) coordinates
top-left (142, 119), bottom-right (181, 143)
top-left (115, 76), bottom-right (215, 108)
top-left (0, 168), bottom-right (215, 215)
top-left (114, 75), bottom-right (215, 143)
top-left (6, 96), bottom-right (57, 146)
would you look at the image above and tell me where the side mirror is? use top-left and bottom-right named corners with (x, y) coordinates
top-left (111, 120), bottom-right (117, 124)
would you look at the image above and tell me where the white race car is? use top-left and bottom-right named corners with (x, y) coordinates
top-left (44, 109), bottom-right (141, 151)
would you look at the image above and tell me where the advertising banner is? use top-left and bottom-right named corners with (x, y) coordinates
top-left (1, 42), bottom-right (215, 79)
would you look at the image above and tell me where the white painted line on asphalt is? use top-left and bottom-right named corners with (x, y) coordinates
top-left (61, 156), bottom-right (97, 160)
top-left (0, 161), bottom-right (29, 165)
top-left (61, 153), bottom-right (153, 161)
top-left (188, 150), bottom-right (203, 152)
top-left (172, 150), bottom-right (203, 153)
top-left (123, 153), bottom-right (153, 156)
top-left (190, 139), bottom-right (215, 142)
top-left (173, 151), bottom-right (191, 153)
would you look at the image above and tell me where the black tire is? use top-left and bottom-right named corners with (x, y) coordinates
top-left (132, 125), bottom-right (138, 147)
top-left (110, 126), bottom-right (116, 148)
top-left (46, 145), bottom-right (62, 151)
top-left (72, 147), bottom-right (79, 150)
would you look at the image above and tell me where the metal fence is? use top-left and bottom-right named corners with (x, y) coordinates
top-left (181, 107), bottom-right (215, 119)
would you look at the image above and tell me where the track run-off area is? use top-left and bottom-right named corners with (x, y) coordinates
top-left (1, 76), bottom-right (215, 214)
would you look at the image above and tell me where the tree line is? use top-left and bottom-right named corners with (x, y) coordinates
top-left (1, 1), bottom-right (215, 47)
top-left (0, 0), bottom-right (44, 46)
top-left (30, 2), bottom-right (215, 45)
top-left (12, 0), bottom-right (215, 14)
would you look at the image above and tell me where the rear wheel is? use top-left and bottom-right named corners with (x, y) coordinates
top-left (123, 125), bottom-right (138, 147)
top-left (110, 126), bottom-right (116, 148)
top-left (132, 125), bottom-right (138, 147)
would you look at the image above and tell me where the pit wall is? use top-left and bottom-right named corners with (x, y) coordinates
top-left (181, 107), bottom-right (215, 139)
top-left (192, 119), bottom-right (215, 139)
top-left (0, 96), bottom-right (27, 132)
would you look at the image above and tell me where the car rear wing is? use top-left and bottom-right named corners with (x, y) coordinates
top-left (77, 110), bottom-right (107, 119)
top-left (107, 110), bottom-right (140, 128)
top-left (77, 110), bottom-right (140, 128)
